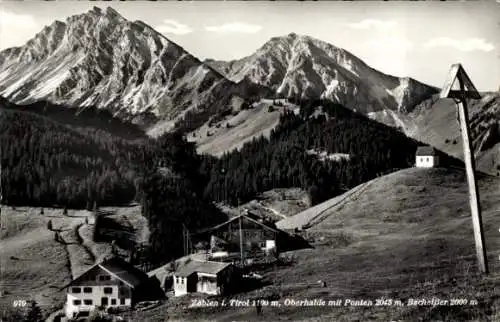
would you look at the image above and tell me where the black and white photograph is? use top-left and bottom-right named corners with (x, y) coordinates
top-left (0, 0), bottom-right (499, 321)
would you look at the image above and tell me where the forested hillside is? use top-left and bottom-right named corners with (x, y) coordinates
top-left (138, 132), bottom-right (227, 265)
top-left (0, 107), bottom-right (154, 208)
top-left (200, 100), bottom-right (426, 206)
top-left (0, 96), bottom-right (146, 140)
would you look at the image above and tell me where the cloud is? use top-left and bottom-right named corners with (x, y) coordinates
top-left (0, 10), bottom-right (37, 29)
top-left (424, 37), bottom-right (495, 52)
top-left (204, 22), bottom-right (263, 34)
top-left (155, 19), bottom-right (193, 35)
top-left (346, 19), bottom-right (397, 31)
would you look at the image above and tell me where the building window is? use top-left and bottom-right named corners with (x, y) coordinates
top-left (83, 299), bottom-right (93, 305)
top-left (111, 299), bottom-right (117, 305)
top-left (104, 287), bottom-right (113, 294)
top-left (71, 287), bottom-right (81, 293)
top-left (73, 300), bottom-right (81, 305)
top-left (99, 276), bottom-right (106, 281)
top-left (105, 276), bottom-right (111, 280)
top-left (426, 157), bottom-right (429, 162)
top-left (83, 287), bottom-right (92, 293)
top-left (120, 298), bottom-right (126, 305)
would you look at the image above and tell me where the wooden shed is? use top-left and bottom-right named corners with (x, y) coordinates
top-left (172, 260), bottom-right (239, 296)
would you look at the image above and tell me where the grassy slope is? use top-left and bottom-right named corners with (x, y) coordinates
top-left (0, 207), bottom-right (75, 317)
top-left (221, 188), bottom-right (310, 222)
top-left (187, 99), bottom-right (298, 156)
top-left (0, 205), bottom-right (145, 319)
top-left (372, 93), bottom-right (500, 175)
top-left (135, 167), bottom-right (500, 321)
top-left (410, 100), bottom-right (500, 176)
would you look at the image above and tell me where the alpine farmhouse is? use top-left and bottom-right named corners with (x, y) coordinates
top-left (61, 256), bottom-right (155, 319)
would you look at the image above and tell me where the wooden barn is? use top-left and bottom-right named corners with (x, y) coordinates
top-left (191, 212), bottom-right (304, 263)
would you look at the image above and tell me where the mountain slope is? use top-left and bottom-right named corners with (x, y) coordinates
top-left (187, 98), bottom-right (299, 156)
top-left (0, 95), bottom-right (146, 140)
top-left (206, 33), bottom-right (438, 114)
top-left (136, 167), bottom-right (500, 321)
top-left (0, 103), bottom-right (147, 207)
top-left (197, 99), bottom-right (464, 209)
top-left (370, 92), bottom-right (500, 175)
top-left (0, 6), bottom-right (242, 135)
top-left (0, 9), bottom-right (439, 139)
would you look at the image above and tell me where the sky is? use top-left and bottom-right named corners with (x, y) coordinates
top-left (1, 1), bottom-right (499, 91)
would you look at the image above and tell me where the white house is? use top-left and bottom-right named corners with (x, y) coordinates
top-left (61, 256), bottom-right (152, 319)
top-left (172, 260), bottom-right (238, 297)
top-left (416, 146), bottom-right (439, 168)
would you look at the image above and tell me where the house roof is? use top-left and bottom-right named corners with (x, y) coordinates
top-left (61, 256), bottom-right (149, 290)
top-left (174, 260), bottom-right (232, 277)
top-left (416, 146), bottom-right (438, 156)
top-left (193, 213), bottom-right (281, 236)
top-left (98, 256), bottom-right (150, 288)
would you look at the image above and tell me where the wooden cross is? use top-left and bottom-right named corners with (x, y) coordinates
top-left (439, 63), bottom-right (488, 274)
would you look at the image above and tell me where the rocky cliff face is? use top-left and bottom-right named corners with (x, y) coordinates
top-left (0, 7), bottom-right (237, 132)
top-left (0, 8), bottom-right (439, 137)
top-left (206, 33), bottom-right (438, 114)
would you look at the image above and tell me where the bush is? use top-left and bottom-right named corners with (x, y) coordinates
top-left (88, 310), bottom-right (112, 322)
top-left (241, 102), bottom-right (252, 110)
top-left (26, 300), bottom-right (43, 322)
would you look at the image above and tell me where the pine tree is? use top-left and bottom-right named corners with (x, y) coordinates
top-left (26, 300), bottom-right (42, 322)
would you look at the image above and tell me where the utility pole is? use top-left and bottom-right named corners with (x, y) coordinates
top-left (239, 215), bottom-right (244, 267)
top-left (182, 224), bottom-right (187, 256)
top-left (440, 63), bottom-right (488, 274)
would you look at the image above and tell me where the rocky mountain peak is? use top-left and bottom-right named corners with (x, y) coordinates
top-left (0, 6), bottom-right (236, 133)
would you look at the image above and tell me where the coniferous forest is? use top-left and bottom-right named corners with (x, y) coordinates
top-left (1, 98), bottom-right (426, 210)
top-left (199, 100), bottom-right (421, 206)
top-left (1, 97), bottom-right (446, 264)
top-left (0, 106), bottom-right (154, 208)
top-left (138, 132), bottom-right (227, 264)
